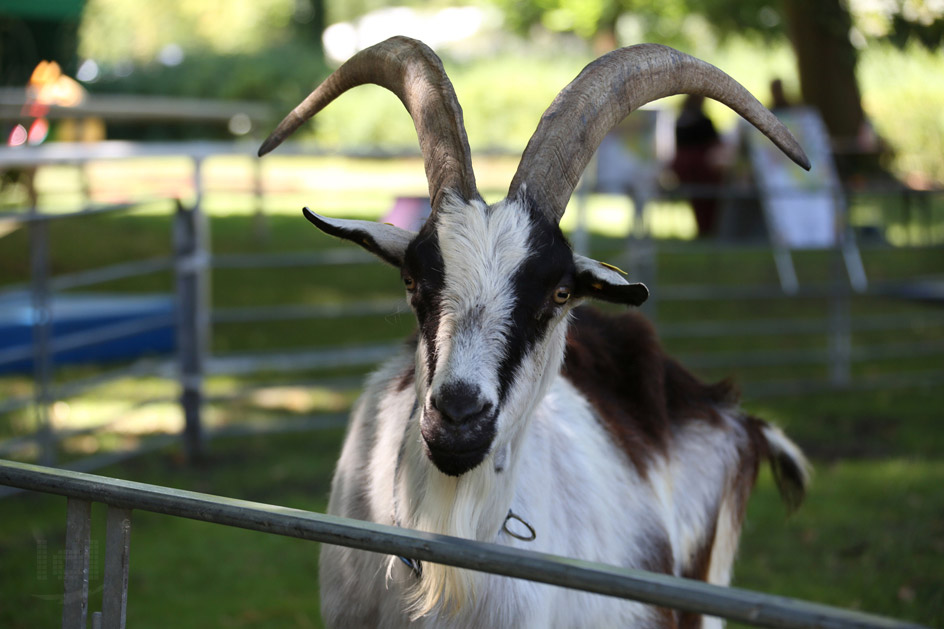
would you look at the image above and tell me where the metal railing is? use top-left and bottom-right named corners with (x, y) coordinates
top-left (0, 142), bottom-right (403, 470)
top-left (0, 459), bottom-right (927, 629)
top-left (0, 197), bottom-right (182, 469)
top-left (2, 140), bottom-right (941, 471)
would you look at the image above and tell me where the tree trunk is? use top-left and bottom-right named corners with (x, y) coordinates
top-left (782, 0), bottom-right (864, 138)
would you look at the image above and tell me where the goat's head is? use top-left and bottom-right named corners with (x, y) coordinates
top-left (259, 37), bottom-right (809, 477)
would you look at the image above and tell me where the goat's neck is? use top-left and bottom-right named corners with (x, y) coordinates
top-left (394, 324), bottom-right (569, 542)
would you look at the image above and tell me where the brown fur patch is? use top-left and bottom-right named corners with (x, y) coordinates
top-left (678, 512), bottom-right (720, 629)
top-left (638, 532), bottom-right (679, 628)
top-left (735, 416), bottom-right (771, 520)
top-left (562, 307), bottom-right (737, 476)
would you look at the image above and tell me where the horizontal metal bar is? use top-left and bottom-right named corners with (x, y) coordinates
top-left (204, 377), bottom-right (363, 408)
top-left (850, 341), bottom-right (944, 361)
top-left (660, 317), bottom-right (828, 339)
top-left (50, 258), bottom-right (175, 292)
top-left (656, 278), bottom-right (944, 302)
top-left (0, 141), bottom-right (431, 168)
top-left (658, 284), bottom-right (834, 301)
top-left (1, 258), bottom-right (173, 295)
top-left (659, 313), bottom-right (944, 340)
top-left (206, 414), bottom-right (349, 439)
top-left (0, 460), bottom-right (925, 629)
top-left (207, 343), bottom-right (402, 376)
top-left (212, 299), bottom-right (405, 324)
top-left (211, 249), bottom-right (373, 269)
top-left (743, 369), bottom-right (944, 398)
top-left (676, 341), bottom-right (944, 371)
top-left (677, 348), bottom-right (830, 370)
top-left (0, 199), bottom-right (171, 226)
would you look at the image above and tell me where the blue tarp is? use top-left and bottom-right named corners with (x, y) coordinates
top-left (0, 291), bottom-right (175, 373)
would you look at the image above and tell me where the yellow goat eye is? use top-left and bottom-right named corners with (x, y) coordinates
top-left (404, 276), bottom-right (417, 292)
top-left (553, 287), bottom-right (571, 304)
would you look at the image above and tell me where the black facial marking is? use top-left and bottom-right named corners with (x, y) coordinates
top-left (403, 222), bottom-right (446, 385)
top-left (421, 404), bottom-right (498, 476)
top-left (496, 200), bottom-right (576, 404)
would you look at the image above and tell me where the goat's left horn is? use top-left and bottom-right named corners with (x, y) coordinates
top-left (258, 36), bottom-right (479, 212)
top-left (509, 44), bottom-right (811, 224)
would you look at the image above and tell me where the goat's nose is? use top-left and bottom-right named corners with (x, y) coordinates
top-left (431, 383), bottom-right (489, 425)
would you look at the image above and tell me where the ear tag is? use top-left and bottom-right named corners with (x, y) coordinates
top-left (383, 222), bottom-right (396, 227)
top-left (599, 261), bottom-right (628, 275)
top-left (591, 282), bottom-right (603, 291)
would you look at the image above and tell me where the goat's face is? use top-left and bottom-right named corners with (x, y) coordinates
top-left (407, 196), bottom-right (573, 476)
top-left (304, 191), bottom-right (647, 476)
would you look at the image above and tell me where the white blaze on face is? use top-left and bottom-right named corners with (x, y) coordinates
top-left (427, 196), bottom-right (536, 412)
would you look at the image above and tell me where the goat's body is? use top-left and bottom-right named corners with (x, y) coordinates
top-left (320, 308), bottom-right (802, 628)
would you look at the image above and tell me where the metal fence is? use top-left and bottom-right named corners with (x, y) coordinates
top-left (0, 459), bottom-right (927, 629)
top-left (0, 142), bottom-right (404, 473)
top-left (1, 140), bottom-right (942, 473)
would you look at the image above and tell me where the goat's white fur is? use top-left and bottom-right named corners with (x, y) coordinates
top-left (318, 196), bottom-right (807, 628)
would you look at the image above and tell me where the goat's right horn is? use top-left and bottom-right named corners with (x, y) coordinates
top-left (258, 36), bottom-right (479, 212)
top-left (509, 44), bottom-right (811, 225)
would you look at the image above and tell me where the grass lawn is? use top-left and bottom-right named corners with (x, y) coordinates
top-left (1, 165), bottom-right (942, 627)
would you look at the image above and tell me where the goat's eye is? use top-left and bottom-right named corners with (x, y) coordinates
top-left (403, 276), bottom-right (417, 292)
top-left (553, 287), bottom-right (571, 305)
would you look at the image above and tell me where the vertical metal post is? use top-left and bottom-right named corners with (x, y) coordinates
top-left (572, 175), bottom-right (590, 256)
top-left (29, 210), bottom-right (56, 466)
top-left (102, 507), bottom-right (132, 629)
top-left (62, 498), bottom-right (92, 629)
top-left (626, 192), bottom-right (658, 324)
top-left (252, 156), bottom-right (268, 243)
top-left (829, 243), bottom-right (852, 387)
top-left (829, 181), bottom-right (855, 386)
top-left (174, 159), bottom-right (210, 462)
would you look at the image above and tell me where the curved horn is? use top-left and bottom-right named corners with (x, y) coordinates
top-left (509, 44), bottom-right (811, 224)
top-left (258, 36), bottom-right (479, 211)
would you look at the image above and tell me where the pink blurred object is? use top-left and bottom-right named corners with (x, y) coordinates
top-left (382, 196), bottom-right (432, 231)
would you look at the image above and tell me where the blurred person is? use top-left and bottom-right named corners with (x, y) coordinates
top-left (769, 77), bottom-right (791, 112)
top-left (671, 94), bottom-right (724, 237)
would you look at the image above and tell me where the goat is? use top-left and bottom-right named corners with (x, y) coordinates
top-left (259, 36), bottom-right (811, 628)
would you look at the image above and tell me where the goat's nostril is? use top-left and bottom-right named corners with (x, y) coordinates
top-left (432, 384), bottom-right (489, 425)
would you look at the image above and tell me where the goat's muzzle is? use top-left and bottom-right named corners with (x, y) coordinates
top-left (421, 383), bottom-right (496, 476)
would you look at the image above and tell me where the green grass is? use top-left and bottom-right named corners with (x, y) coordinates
top-left (731, 459), bottom-right (944, 628)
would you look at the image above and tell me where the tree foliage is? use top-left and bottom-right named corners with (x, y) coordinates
top-left (490, 0), bottom-right (944, 49)
top-left (76, 0), bottom-right (328, 124)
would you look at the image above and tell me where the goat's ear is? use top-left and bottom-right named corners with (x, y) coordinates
top-left (303, 208), bottom-right (414, 268)
top-left (574, 254), bottom-right (649, 306)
